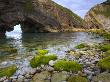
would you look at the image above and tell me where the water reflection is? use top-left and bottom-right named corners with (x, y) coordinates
top-left (0, 29), bottom-right (104, 62)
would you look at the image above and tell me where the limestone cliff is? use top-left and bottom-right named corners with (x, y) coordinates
top-left (84, 0), bottom-right (110, 31)
top-left (0, 0), bottom-right (84, 34)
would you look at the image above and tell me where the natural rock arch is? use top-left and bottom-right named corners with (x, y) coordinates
top-left (0, 0), bottom-right (84, 35)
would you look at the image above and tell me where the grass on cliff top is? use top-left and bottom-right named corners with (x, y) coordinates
top-left (0, 65), bottom-right (17, 77)
top-left (54, 60), bottom-right (82, 72)
top-left (68, 75), bottom-right (88, 82)
top-left (53, 1), bottom-right (84, 23)
top-left (93, 5), bottom-right (110, 17)
top-left (97, 56), bottom-right (110, 71)
top-left (30, 55), bottom-right (57, 68)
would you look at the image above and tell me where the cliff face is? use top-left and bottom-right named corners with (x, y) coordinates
top-left (84, 0), bottom-right (110, 31)
top-left (0, 0), bottom-right (84, 34)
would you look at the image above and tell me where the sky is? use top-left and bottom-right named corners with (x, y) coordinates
top-left (54, 0), bottom-right (106, 18)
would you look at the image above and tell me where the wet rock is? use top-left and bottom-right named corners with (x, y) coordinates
top-left (25, 74), bottom-right (31, 79)
top-left (10, 76), bottom-right (18, 79)
top-left (29, 68), bottom-right (36, 75)
top-left (92, 72), bottom-right (110, 82)
top-left (31, 71), bottom-right (51, 82)
top-left (1, 61), bottom-right (8, 66)
top-left (44, 66), bottom-right (54, 72)
top-left (0, 76), bottom-right (7, 82)
top-left (17, 75), bottom-right (24, 82)
top-left (51, 72), bottom-right (68, 82)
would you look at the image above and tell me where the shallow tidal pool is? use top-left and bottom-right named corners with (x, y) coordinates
top-left (0, 32), bottom-right (103, 63)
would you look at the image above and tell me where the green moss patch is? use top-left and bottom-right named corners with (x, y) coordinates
top-left (100, 44), bottom-right (110, 52)
top-left (54, 60), bottom-right (82, 72)
top-left (75, 43), bottom-right (87, 49)
top-left (37, 50), bottom-right (48, 55)
top-left (30, 55), bottom-right (57, 68)
top-left (102, 33), bottom-right (110, 40)
top-left (68, 75), bottom-right (88, 82)
top-left (0, 65), bottom-right (17, 77)
top-left (102, 50), bottom-right (110, 58)
top-left (97, 56), bottom-right (110, 71)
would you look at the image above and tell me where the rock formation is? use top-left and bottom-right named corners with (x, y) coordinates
top-left (0, 0), bottom-right (84, 35)
top-left (84, 0), bottom-right (110, 31)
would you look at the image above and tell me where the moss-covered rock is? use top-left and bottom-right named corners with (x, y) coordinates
top-left (68, 75), bottom-right (89, 82)
top-left (0, 65), bottom-right (17, 77)
top-left (54, 60), bottom-right (82, 72)
top-left (102, 50), bottom-right (110, 58)
top-left (37, 49), bottom-right (48, 55)
top-left (51, 72), bottom-right (68, 82)
top-left (31, 71), bottom-right (50, 82)
top-left (106, 50), bottom-right (110, 55)
top-left (100, 44), bottom-right (110, 52)
top-left (75, 43), bottom-right (87, 49)
top-left (102, 33), bottom-right (110, 40)
top-left (97, 56), bottom-right (110, 71)
top-left (30, 55), bottom-right (57, 68)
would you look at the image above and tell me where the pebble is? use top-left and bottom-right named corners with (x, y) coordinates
top-left (49, 60), bottom-right (55, 66)
top-left (0, 44), bottom-right (102, 82)
top-left (17, 75), bottom-right (24, 82)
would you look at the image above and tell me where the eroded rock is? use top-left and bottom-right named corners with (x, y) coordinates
top-left (0, 0), bottom-right (84, 35)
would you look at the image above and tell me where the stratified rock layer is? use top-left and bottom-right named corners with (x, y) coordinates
top-left (84, 0), bottom-right (110, 31)
top-left (0, 0), bottom-right (84, 34)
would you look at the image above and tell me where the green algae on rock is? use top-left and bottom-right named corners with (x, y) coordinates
top-left (97, 56), bottom-right (110, 71)
top-left (100, 44), bottom-right (110, 52)
top-left (36, 50), bottom-right (48, 55)
top-left (54, 60), bottom-right (82, 72)
top-left (0, 65), bottom-right (17, 77)
top-left (30, 55), bottom-right (57, 68)
top-left (68, 75), bottom-right (89, 82)
top-left (75, 43), bottom-right (88, 49)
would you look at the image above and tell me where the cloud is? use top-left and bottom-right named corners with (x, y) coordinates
top-left (53, 0), bottom-right (106, 18)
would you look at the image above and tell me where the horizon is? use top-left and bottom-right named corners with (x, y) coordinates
top-left (54, 0), bottom-right (106, 18)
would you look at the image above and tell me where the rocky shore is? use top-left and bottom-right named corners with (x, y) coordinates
top-left (1, 39), bottom-right (110, 82)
